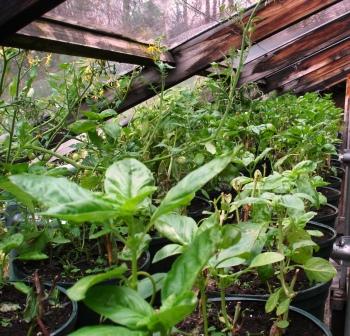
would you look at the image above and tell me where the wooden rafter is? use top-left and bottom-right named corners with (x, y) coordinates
top-left (263, 37), bottom-right (350, 93)
top-left (0, 0), bottom-right (67, 40)
top-left (1, 17), bottom-right (174, 66)
top-left (113, 0), bottom-right (340, 113)
top-left (239, 1), bottom-right (350, 85)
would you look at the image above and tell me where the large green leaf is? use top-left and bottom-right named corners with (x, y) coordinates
top-left (0, 178), bottom-right (34, 211)
top-left (42, 197), bottom-right (120, 222)
top-left (69, 326), bottom-right (147, 336)
top-left (161, 226), bottom-right (221, 302)
top-left (137, 273), bottom-right (166, 299)
top-left (303, 257), bottom-right (337, 283)
top-left (67, 266), bottom-right (127, 301)
top-left (153, 244), bottom-right (183, 264)
top-left (0, 233), bottom-right (23, 255)
top-left (209, 222), bottom-right (265, 268)
top-left (84, 286), bottom-right (153, 329)
top-left (155, 214), bottom-right (197, 245)
top-left (145, 291), bottom-right (197, 331)
top-left (249, 252), bottom-right (284, 268)
top-left (152, 154), bottom-right (232, 221)
top-left (104, 159), bottom-right (155, 201)
top-left (9, 174), bottom-right (94, 208)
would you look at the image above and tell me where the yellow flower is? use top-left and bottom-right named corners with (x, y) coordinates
top-left (45, 53), bottom-right (52, 66)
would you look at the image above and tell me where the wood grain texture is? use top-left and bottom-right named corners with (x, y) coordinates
top-left (280, 54), bottom-right (350, 94)
top-left (239, 1), bottom-right (350, 85)
top-left (0, 0), bottom-right (66, 39)
top-left (2, 17), bottom-right (174, 66)
top-left (264, 37), bottom-right (350, 92)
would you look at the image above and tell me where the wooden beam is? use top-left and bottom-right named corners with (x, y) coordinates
top-left (276, 54), bottom-right (350, 94)
top-left (2, 17), bottom-right (174, 66)
top-left (239, 1), bottom-right (350, 85)
top-left (0, 0), bottom-right (67, 40)
top-left (264, 37), bottom-right (350, 92)
top-left (112, 0), bottom-right (340, 113)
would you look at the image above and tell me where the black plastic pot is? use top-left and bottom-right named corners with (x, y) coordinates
top-left (317, 186), bottom-right (341, 207)
top-left (53, 286), bottom-right (78, 335)
top-left (307, 221), bottom-right (337, 260)
top-left (208, 297), bottom-right (332, 335)
top-left (313, 203), bottom-right (338, 228)
top-left (3, 283), bottom-right (78, 335)
top-left (187, 196), bottom-right (212, 222)
top-left (325, 175), bottom-right (342, 190)
top-left (217, 280), bottom-right (331, 321)
top-left (10, 250), bottom-right (151, 289)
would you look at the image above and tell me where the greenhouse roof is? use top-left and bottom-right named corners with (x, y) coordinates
top-left (1, 0), bottom-right (350, 112)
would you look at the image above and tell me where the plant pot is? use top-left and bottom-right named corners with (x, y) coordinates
top-left (0, 283), bottom-right (77, 335)
top-left (307, 221), bottom-right (337, 260)
top-left (317, 186), bottom-right (341, 207)
top-left (148, 236), bottom-right (177, 274)
top-left (213, 280), bottom-right (331, 322)
top-left (313, 203), bottom-right (338, 228)
top-left (187, 196), bottom-right (212, 222)
top-left (324, 175), bottom-right (342, 190)
top-left (179, 297), bottom-right (332, 335)
top-left (330, 159), bottom-right (341, 168)
top-left (10, 249), bottom-right (151, 288)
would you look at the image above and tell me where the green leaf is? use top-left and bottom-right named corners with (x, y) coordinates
top-left (265, 288), bottom-right (281, 313)
top-left (0, 178), bottom-right (34, 212)
top-left (104, 159), bottom-right (155, 202)
top-left (42, 197), bottom-right (120, 222)
top-left (145, 291), bottom-right (197, 331)
top-left (153, 244), bottom-right (183, 264)
top-left (276, 320), bottom-right (289, 329)
top-left (12, 282), bottom-right (31, 295)
top-left (220, 225), bottom-right (241, 249)
top-left (155, 214), bottom-right (197, 245)
top-left (0, 233), bottom-right (23, 254)
top-left (103, 120), bottom-right (121, 140)
top-left (9, 174), bottom-right (94, 208)
top-left (161, 226), bottom-right (221, 302)
top-left (67, 265), bottom-right (127, 301)
top-left (68, 120), bottom-right (97, 134)
top-left (137, 273), bottom-right (166, 299)
top-left (152, 154), bottom-right (232, 221)
top-left (69, 326), bottom-right (147, 336)
top-left (16, 252), bottom-right (48, 260)
top-left (83, 286), bottom-right (153, 329)
top-left (276, 298), bottom-right (291, 316)
top-left (249, 252), bottom-right (284, 268)
top-left (303, 257), bottom-right (337, 283)
top-left (281, 195), bottom-right (304, 211)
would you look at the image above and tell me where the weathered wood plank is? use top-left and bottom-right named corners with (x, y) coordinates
top-left (239, 1), bottom-right (350, 85)
top-left (0, 0), bottom-right (66, 40)
top-left (114, 0), bottom-right (340, 112)
top-left (279, 54), bottom-right (350, 94)
top-left (2, 17), bottom-right (174, 66)
top-left (264, 37), bottom-right (350, 92)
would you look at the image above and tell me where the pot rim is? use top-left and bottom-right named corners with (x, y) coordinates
top-left (208, 296), bottom-right (331, 335)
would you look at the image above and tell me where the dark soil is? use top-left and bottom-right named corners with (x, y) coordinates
top-left (312, 228), bottom-right (333, 245)
top-left (313, 204), bottom-right (336, 219)
top-left (0, 284), bottom-right (72, 336)
top-left (176, 300), bottom-right (324, 335)
top-left (207, 268), bottom-right (312, 296)
top-left (14, 241), bottom-right (148, 284)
